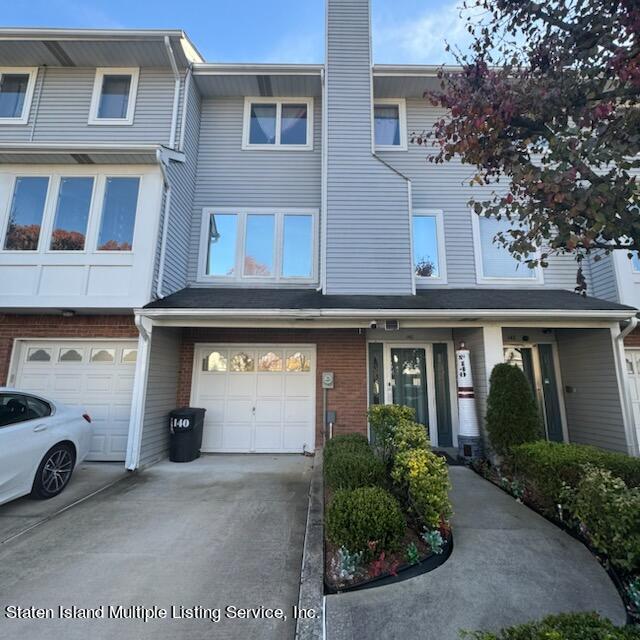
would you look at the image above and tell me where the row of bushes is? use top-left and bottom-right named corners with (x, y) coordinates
top-left (463, 612), bottom-right (640, 640)
top-left (324, 406), bottom-right (452, 559)
top-left (504, 441), bottom-right (640, 573)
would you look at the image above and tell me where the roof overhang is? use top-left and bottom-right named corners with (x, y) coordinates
top-left (373, 64), bottom-right (461, 98)
top-left (0, 28), bottom-right (203, 68)
top-left (0, 143), bottom-right (184, 165)
top-left (192, 63), bottom-right (323, 97)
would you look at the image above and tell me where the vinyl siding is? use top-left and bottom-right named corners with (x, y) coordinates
top-left (588, 251), bottom-right (619, 302)
top-left (186, 96), bottom-right (322, 284)
top-left (159, 77), bottom-right (201, 295)
top-left (557, 328), bottom-right (628, 453)
top-left (378, 100), bottom-right (590, 291)
top-left (138, 327), bottom-right (181, 467)
top-left (325, 0), bottom-right (412, 295)
top-left (0, 67), bottom-right (176, 145)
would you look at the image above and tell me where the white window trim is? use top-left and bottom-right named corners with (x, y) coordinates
top-left (88, 67), bottom-right (139, 126)
top-left (374, 98), bottom-right (407, 151)
top-left (0, 166), bottom-right (143, 255)
top-left (242, 97), bottom-right (314, 151)
top-left (0, 67), bottom-right (38, 125)
top-left (471, 212), bottom-right (544, 285)
top-left (412, 209), bottom-right (447, 285)
top-left (198, 206), bottom-right (319, 285)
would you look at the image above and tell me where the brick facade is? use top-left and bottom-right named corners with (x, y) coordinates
top-left (176, 327), bottom-right (368, 446)
top-left (624, 327), bottom-right (640, 348)
top-left (0, 314), bottom-right (138, 386)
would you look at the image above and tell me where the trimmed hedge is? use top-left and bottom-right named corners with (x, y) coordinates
top-left (485, 363), bottom-right (542, 456)
top-left (324, 436), bottom-right (385, 491)
top-left (462, 612), bottom-right (640, 640)
top-left (326, 486), bottom-right (406, 557)
top-left (368, 404), bottom-right (417, 464)
top-left (508, 440), bottom-right (640, 510)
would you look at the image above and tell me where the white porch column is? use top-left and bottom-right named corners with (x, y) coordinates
top-left (483, 324), bottom-right (505, 392)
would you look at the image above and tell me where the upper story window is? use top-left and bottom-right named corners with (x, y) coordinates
top-left (200, 207), bottom-right (317, 283)
top-left (88, 68), bottom-right (139, 125)
top-left (1, 172), bottom-right (140, 253)
top-left (0, 68), bottom-right (37, 125)
top-left (374, 99), bottom-right (407, 151)
top-left (473, 214), bottom-right (543, 284)
top-left (412, 210), bottom-right (446, 283)
top-left (242, 97), bottom-right (313, 150)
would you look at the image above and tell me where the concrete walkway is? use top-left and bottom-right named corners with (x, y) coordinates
top-left (326, 466), bottom-right (626, 640)
top-left (0, 454), bottom-right (313, 640)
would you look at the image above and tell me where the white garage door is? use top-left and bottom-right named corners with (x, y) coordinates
top-left (626, 349), bottom-right (640, 447)
top-left (192, 344), bottom-right (316, 453)
top-left (14, 340), bottom-right (137, 461)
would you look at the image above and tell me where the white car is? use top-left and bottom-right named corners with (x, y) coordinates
top-left (0, 388), bottom-right (93, 506)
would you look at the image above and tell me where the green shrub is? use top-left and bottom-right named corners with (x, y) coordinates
top-left (568, 465), bottom-right (640, 572)
top-left (324, 433), bottom-right (370, 466)
top-left (368, 404), bottom-right (416, 463)
top-left (392, 448), bottom-right (452, 528)
top-left (485, 363), bottom-right (542, 456)
top-left (326, 486), bottom-right (406, 557)
top-left (508, 440), bottom-right (640, 511)
top-left (324, 445), bottom-right (385, 491)
top-left (392, 420), bottom-right (430, 455)
top-left (461, 612), bottom-right (640, 640)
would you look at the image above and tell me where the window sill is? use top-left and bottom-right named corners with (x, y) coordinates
top-left (241, 144), bottom-right (314, 152)
top-left (375, 145), bottom-right (408, 152)
top-left (0, 118), bottom-right (29, 126)
top-left (87, 119), bottom-right (134, 126)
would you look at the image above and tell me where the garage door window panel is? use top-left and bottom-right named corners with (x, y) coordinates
top-left (27, 348), bottom-right (51, 362)
top-left (90, 348), bottom-right (115, 363)
top-left (286, 351), bottom-right (311, 372)
top-left (59, 348), bottom-right (83, 363)
top-left (203, 350), bottom-right (228, 372)
top-left (231, 352), bottom-right (255, 372)
top-left (258, 351), bottom-right (283, 372)
top-left (121, 348), bottom-right (137, 364)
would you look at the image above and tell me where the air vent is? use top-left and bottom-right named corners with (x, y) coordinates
top-left (384, 319), bottom-right (400, 331)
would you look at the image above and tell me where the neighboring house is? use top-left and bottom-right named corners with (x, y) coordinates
top-left (0, 0), bottom-right (638, 470)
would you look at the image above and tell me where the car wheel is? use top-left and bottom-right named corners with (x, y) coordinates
top-left (31, 443), bottom-right (76, 500)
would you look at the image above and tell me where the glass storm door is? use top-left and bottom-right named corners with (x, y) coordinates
top-left (390, 348), bottom-right (429, 427)
top-left (538, 344), bottom-right (564, 442)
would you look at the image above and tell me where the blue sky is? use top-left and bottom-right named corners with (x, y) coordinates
top-left (0, 0), bottom-right (470, 64)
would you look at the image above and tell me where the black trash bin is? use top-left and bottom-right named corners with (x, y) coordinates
top-left (169, 407), bottom-right (206, 462)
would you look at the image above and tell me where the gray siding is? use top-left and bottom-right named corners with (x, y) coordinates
top-left (160, 77), bottom-right (201, 295)
top-left (0, 67), bottom-right (177, 144)
top-left (378, 100), bottom-right (590, 291)
top-left (557, 328), bottom-right (628, 453)
top-left (186, 96), bottom-right (322, 284)
top-left (139, 327), bottom-right (181, 467)
top-left (325, 0), bottom-right (412, 295)
top-left (452, 327), bottom-right (488, 435)
top-left (588, 251), bottom-right (619, 302)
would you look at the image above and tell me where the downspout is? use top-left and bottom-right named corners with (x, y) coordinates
top-left (29, 66), bottom-right (46, 142)
top-left (125, 315), bottom-right (153, 471)
top-left (615, 315), bottom-right (639, 455)
top-left (319, 65), bottom-right (328, 293)
top-left (178, 65), bottom-right (192, 152)
top-left (155, 148), bottom-right (172, 300)
top-left (164, 35), bottom-right (181, 149)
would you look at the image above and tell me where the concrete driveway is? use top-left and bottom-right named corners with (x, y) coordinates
top-left (326, 466), bottom-right (626, 640)
top-left (0, 454), bottom-right (313, 640)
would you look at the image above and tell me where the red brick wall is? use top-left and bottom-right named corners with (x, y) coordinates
top-left (625, 327), bottom-right (640, 348)
top-left (0, 314), bottom-right (138, 385)
top-left (176, 328), bottom-right (368, 446)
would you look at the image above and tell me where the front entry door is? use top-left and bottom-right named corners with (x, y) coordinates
top-left (390, 348), bottom-right (429, 427)
top-left (504, 344), bottom-right (565, 442)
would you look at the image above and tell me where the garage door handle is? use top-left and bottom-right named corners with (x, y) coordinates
top-left (33, 424), bottom-right (47, 432)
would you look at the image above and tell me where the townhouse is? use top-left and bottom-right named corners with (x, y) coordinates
top-left (0, 0), bottom-right (638, 471)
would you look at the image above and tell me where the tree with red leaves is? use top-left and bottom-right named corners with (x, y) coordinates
top-left (417, 0), bottom-right (640, 291)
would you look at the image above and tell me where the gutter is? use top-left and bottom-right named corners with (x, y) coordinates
top-left (164, 35), bottom-right (181, 149)
top-left (136, 307), bottom-right (638, 321)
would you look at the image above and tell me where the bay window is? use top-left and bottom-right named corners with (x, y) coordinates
top-left (203, 208), bottom-right (317, 282)
top-left (243, 98), bottom-right (313, 150)
top-left (3, 177), bottom-right (49, 251)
